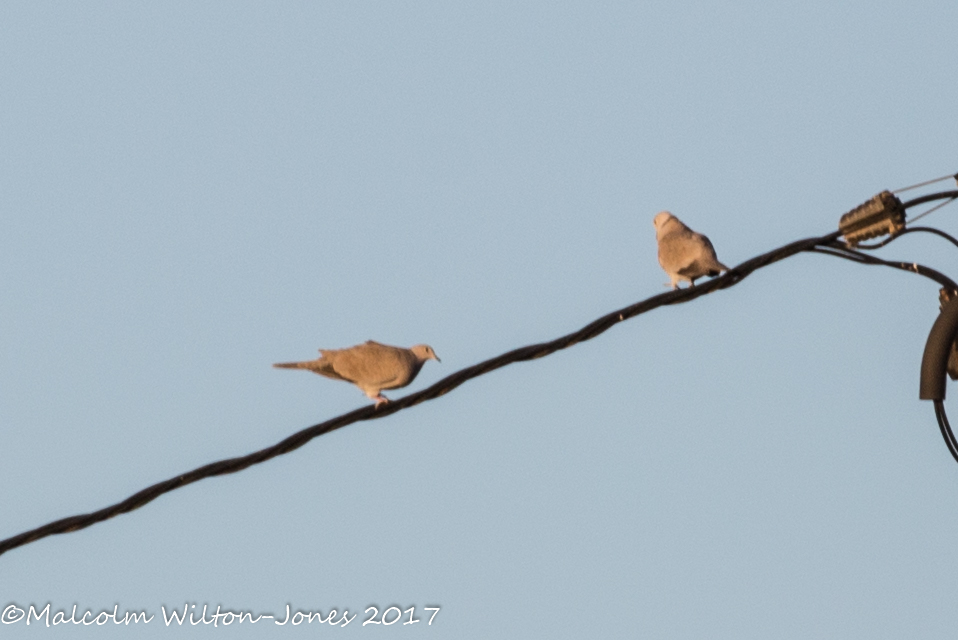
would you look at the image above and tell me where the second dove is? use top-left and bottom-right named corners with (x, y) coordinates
top-left (653, 211), bottom-right (728, 289)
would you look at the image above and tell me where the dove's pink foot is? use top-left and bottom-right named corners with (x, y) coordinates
top-left (373, 395), bottom-right (389, 407)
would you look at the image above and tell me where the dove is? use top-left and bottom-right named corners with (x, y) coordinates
top-left (273, 341), bottom-right (440, 406)
top-left (653, 211), bottom-right (728, 289)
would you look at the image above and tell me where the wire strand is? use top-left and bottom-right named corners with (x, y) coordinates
top-left (908, 197), bottom-right (958, 225)
top-left (893, 173), bottom-right (958, 194)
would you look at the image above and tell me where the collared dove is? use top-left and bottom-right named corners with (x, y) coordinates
top-left (653, 211), bottom-right (728, 289)
top-left (273, 340), bottom-right (440, 406)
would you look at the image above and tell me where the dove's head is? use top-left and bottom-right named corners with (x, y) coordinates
top-left (653, 211), bottom-right (676, 230)
top-left (653, 211), bottom-right (681, 239)
top-left (411, 344), bottom-right (441, 363)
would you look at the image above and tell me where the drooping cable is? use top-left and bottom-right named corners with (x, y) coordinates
top-left (933, 400), bottom-right (958, 465)
top-left (0, 229), bottom-right (843, 558)
top-left (810, 243), bottom-right (958, 291)
top-left (3, 188), bottom-right (958, 559)
top-left (854, 226), bottom-right (958, 252)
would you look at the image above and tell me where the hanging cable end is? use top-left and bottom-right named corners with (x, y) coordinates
top-left (839, 191), bottom-right (905, 247)
top-left (939, 289), bottom-right (958, 381)
top-left (921, 291), bottom-right (958, 400)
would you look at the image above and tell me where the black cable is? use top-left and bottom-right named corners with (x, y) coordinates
top-left (3, 194), bottom-right (957, 558)
top-left (0, 229), bottom-right (842, 558)
top-left (810, 243), bottom-right (958, 291)
top-left (933, 400), bottom-right (958, 465)
top-left (906, 227), bottom-right (958, 251)
top-left (811, 246), bottom-right (958, 467)
top-left (854, 226), bottom-right (958, 252)
top-left (902, 190), bottom-right (958, 209)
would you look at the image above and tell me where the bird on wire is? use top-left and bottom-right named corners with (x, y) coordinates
top-left (653, 211), bottom-right (728, 289)
top-left (274, 340), bottom-right (440, 406)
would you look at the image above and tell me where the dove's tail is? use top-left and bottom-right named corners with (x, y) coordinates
top-left (273, 360), bottom-right (315, 370)
top-left (706, 260), bottom-right (729, 276)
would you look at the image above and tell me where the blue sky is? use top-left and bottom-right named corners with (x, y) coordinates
top-left (2, 1), bottom-right (958, 637)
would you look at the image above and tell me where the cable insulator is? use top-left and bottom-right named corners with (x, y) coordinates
top-left (839, 191), bottom-right (905, 247)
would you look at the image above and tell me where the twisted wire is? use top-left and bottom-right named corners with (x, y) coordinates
top-left (3, 190), bottom-right (958, 558)
top-left (0, 230), bottom-right (840, 557)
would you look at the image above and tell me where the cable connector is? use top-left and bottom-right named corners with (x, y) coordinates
top-left (839, 191), bottom-right (905, 247)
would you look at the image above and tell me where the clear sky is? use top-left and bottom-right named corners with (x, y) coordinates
top-left (2, 1), bottom-right (958, 637)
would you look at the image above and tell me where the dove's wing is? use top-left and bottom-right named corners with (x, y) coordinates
top-left (658, 228), bottom-right (699, 273)
top-left (306, 349), bottom-right (351, 382)
top-left (328, 342), bottom-right (419, 390)
top-left (687, 231), bottom-right (727, 273)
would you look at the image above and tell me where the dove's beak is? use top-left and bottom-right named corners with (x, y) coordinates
top-left (434, 354), bottom-right (441, 363)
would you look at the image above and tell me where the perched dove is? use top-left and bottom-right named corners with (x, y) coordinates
top-left (653, 211), bottom-right (728, 289)
top-left (273, 340), bottom-right (440, 406)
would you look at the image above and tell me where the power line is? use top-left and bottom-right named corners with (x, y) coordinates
top-left (2, 190), bottom-right (957, 559)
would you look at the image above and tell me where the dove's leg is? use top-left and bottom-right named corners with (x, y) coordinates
top-left (363, 388), bottom-right (390, 407)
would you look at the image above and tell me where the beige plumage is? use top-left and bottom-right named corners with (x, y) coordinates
top-left (274, 341), bottom-right (440, 406)
top-left (653, 211), bottom-right (728, 289)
